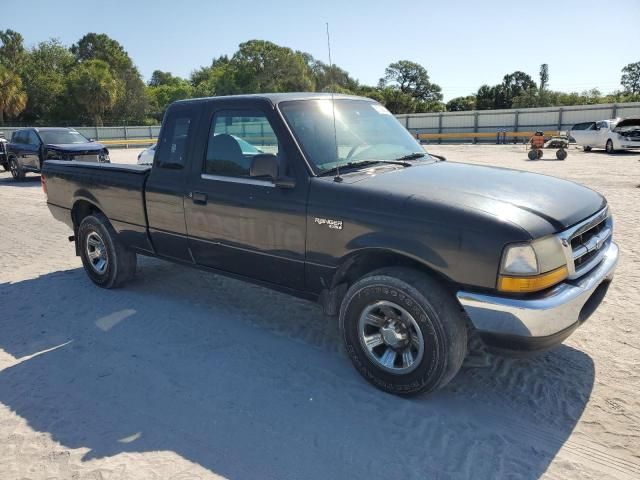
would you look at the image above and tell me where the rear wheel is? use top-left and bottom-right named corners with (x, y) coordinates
top-left (339, 267), bottom-right (468, 396)
top-left (556, 148), bottom-right (567, 160)
top-left (606, 139), bottom-right (615, 154)
top-left (536, 149), bottom-right (544, 159)
top-left (78, 213), bottom-right (137, 288)
top-left (9, 157), bottom-right (25, 181)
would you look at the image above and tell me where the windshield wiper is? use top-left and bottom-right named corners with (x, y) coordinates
top-left (319, 159), bottom-right (411, 176)
top-left (394, 152), bottom-right (426, 161)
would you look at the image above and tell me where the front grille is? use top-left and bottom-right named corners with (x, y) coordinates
top-left (569, 213), bottom-right (612, 278)
top-left (570, 217), bottom-right (606, 250)
top-left (73, 154), bottom-right (100, 162)
top-left (574, 248), bottom-right (599, 269)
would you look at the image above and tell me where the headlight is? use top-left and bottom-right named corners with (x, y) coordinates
top-left (501, 244), bottom-right (537, 274)
top-left (498, 236), bottom-right (568, 293)
top-left (47, 150), bottom-right (62, 160)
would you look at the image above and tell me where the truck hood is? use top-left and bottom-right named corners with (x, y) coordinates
top-left (46, 143), bottom-right (105, 152)
top-left (351, 161), bottom-right (606, 237)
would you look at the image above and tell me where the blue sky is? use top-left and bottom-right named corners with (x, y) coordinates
top-left (5, 0), bottom-right (639, 101)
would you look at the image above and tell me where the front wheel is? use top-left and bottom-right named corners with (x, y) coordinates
top-left (9, 157), bottom-right (25, 181)
top-left (339, 268), bottom-right (468, 396)
top-left (78, 213), bottom-right (137, 288)
top-left (606, 139), bottom-right (615, 154)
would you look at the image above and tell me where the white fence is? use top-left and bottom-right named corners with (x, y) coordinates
top-left (2, 102), bottom-right (640, 145)
top-left (395, 102), bottom-right (640, 142)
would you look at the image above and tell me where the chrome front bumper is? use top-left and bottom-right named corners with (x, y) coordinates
top-left (457, 241), bottom-right (618, 350)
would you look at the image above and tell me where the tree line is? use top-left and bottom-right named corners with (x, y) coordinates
top-left (0, 29), bottom-right (639, 126)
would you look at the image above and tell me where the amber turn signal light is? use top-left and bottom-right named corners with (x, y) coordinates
top-left (497, 265), bottom-right (568, 293)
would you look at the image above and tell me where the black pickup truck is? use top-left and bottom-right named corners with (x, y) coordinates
top-left (42, 93), bottom-right (618, 395)
top-left (6, 127), bottom-right (110, 181)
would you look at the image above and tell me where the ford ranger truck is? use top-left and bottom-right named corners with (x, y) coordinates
top-left (42, 93), bottom-right (618, 396)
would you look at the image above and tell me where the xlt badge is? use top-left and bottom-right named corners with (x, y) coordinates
top-left (314, 217), bottom-right (343, 230)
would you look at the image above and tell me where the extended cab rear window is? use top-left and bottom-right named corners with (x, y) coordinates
top-left (156, 106), bottom-right (198, 169)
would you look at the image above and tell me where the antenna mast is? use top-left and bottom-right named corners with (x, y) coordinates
top-left (326, 22), bottom-right (342, 182)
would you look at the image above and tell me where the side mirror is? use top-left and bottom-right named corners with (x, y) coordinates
top-left (88, 138), bottom-right (95, 142)
top-left (250, 153), bottom-right (278, 178)
top-left (250, 153), bottom-right (295, 189)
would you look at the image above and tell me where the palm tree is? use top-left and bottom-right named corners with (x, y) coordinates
top-left (0, 66), bottom-right (27, 124)
top-left (68, 59), bottom-right (120, 126)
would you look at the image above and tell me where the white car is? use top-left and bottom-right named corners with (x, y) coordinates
top-left (136, 135), bottom-right (264, 166)
top-left (137, 144), bottom-right (156, 165)
top-left (570, 118), bottom-right (640, 154)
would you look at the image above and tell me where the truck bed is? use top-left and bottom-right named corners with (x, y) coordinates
top-left (43, 161), bottom-right (151, 235)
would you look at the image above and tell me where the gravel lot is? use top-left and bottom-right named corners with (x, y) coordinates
top-left (1, 144), bottom-right (639, 480)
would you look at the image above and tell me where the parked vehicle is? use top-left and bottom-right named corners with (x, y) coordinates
top-left (569, 118), bottom-right (640, 153)
top-left (6, 127), bottom-right (110, 181)
top-left (136, 135), bottom-right (262, 165)
top-left (42, 93), bottom-right (618, 396)
top-left (137, 144), bottom-right (156, 165)
top-left (0, 132), bottom-right (8, 172)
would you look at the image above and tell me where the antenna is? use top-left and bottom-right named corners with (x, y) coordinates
top-left (326, 22), bottom-right (342, 183)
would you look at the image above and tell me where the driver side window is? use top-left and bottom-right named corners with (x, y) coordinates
top-left (204, 110), bottom-right (279, 177)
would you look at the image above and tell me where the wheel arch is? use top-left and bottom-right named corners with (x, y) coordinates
top-left (71, 198), bottom-right (105, 231)
top-left (321, 247), bottom-right (457, 316)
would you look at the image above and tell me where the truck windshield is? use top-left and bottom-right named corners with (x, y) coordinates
top-left (38, 130), bottom-right (89, 145)
top-left (279, 99), bottom-right (428, 174)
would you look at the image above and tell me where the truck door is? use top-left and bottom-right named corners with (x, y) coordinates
top-left (145, 102), bottom-right (201, 262)
top-left (184, 100), bottom-right (308, 289)
top-left (24, 130), bottom-right (43, 170)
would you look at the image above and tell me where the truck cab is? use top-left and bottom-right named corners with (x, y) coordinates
top-left (144, 96), bottom-right (308, 286)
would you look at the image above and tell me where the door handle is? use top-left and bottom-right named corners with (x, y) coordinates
top-left (191, 191), bottom-right (208, 205)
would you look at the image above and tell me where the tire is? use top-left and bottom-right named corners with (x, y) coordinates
top-left (339, 267), bottom-right (468, 396)
top-left (583, 146), bottom-right (592, 152)
top-left (527, 149), bottom-right (537, 160)
top-left (605, 139), bottom-right (615, 154)
top-left (556, 148), bottom-right (567, 160)
top-left (9, 157), bottom-right (25, 181)
top-left (537, 149), bottom-right (544, 159)
top-left (78, 213), bottom-right (137, 288)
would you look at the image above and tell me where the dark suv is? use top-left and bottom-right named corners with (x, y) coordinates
top-left (6, 127), bottom-right (110, 181)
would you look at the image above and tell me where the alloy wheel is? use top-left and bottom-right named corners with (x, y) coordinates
top-left (358, 300), bottom-right (425, 374)
top-left (86, 231), bottom-right (108, 274)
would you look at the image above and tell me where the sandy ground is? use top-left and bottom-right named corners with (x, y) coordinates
top-left (0, 144), bottom-right (639, 480)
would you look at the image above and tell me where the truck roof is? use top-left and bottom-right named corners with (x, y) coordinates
top-left (175, 92), bottom-right (372, 106)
